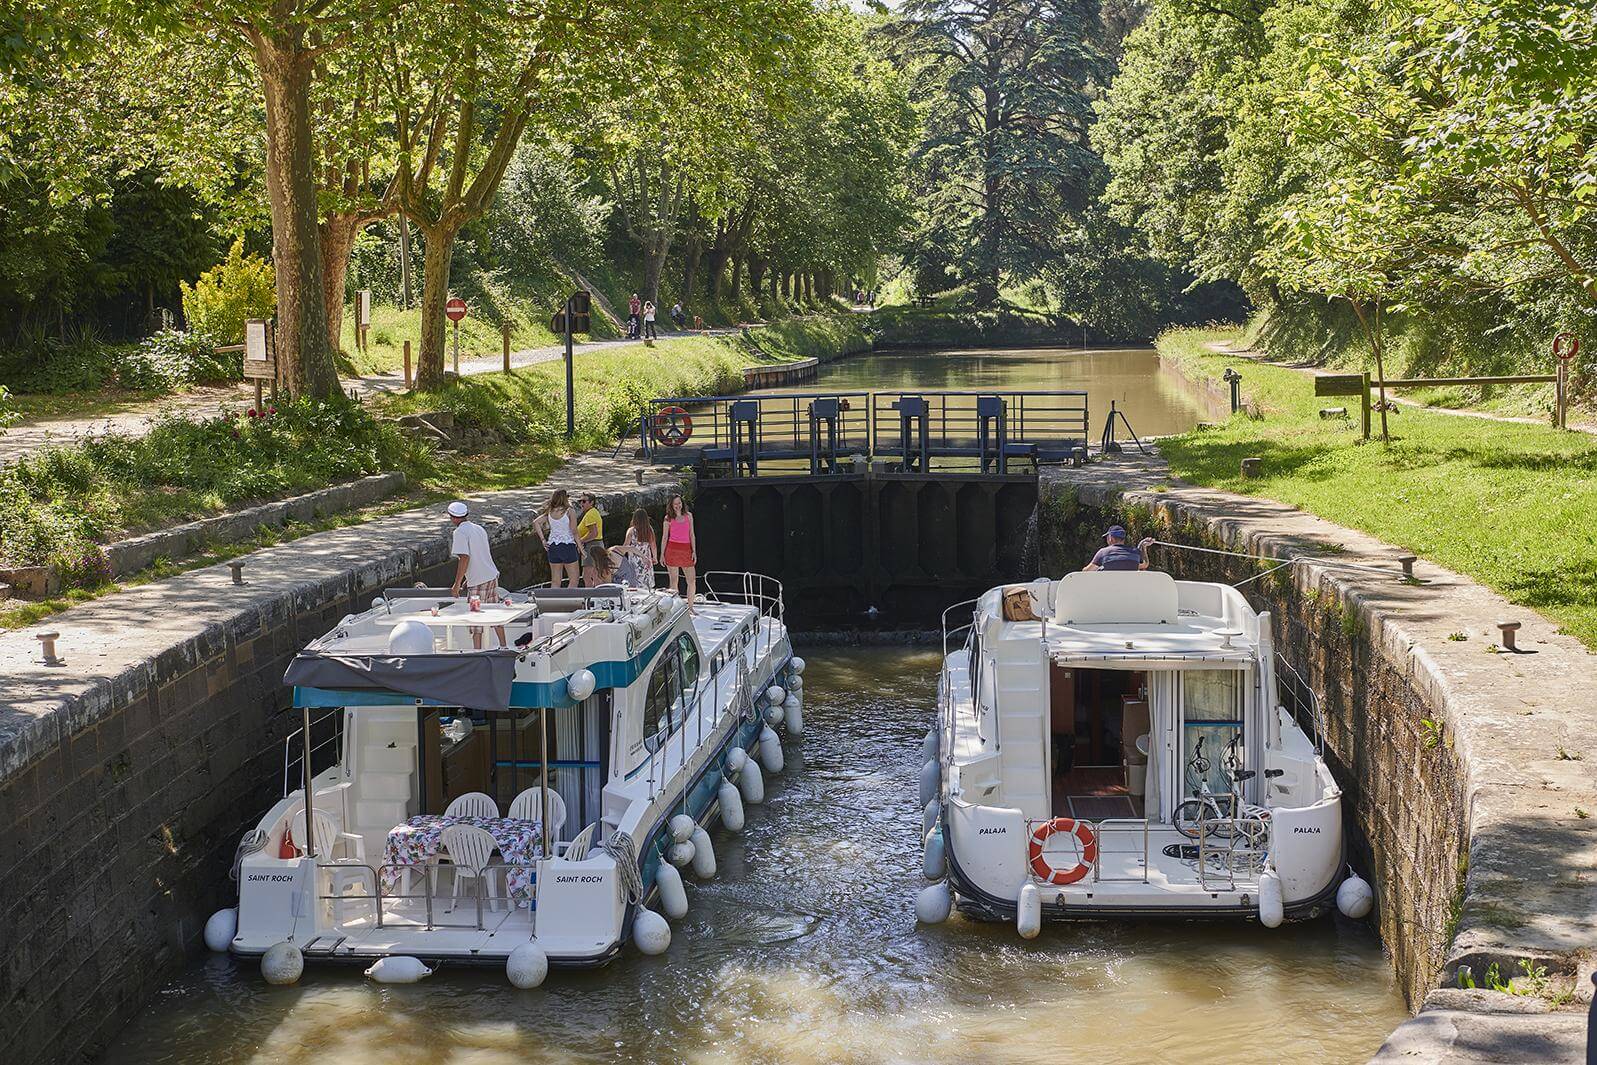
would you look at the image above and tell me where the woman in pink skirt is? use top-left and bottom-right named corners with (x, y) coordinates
top-left (661, 494), bottom-right (696, 608)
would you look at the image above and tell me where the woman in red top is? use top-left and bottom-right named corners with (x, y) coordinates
top-left (661, 494), bottom-right (697, 609)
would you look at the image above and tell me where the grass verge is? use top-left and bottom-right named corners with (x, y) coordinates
top-left (1158, 327), bottom-right (1597, 648)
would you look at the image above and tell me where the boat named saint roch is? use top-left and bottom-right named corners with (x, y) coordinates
top-left (918, 570), bottom-right (1372, 935)
top-left (216, 573), bottom-right (803, 986)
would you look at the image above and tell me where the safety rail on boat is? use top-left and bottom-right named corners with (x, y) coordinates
top-left (638, 628), bottom-right (763, 803)
top-left (940, 597), bottom-right (981, 749)
top-left (283, 707), bottom-right (344, 798)
top-left (1089, 818), bottom-right (1151, 884)
top-left (1195, 801), bottom-right (1269, 891)
top-left (701, 570), bottom-right (785, 656)
top-left (1275, 651), bottom-right (1325, 755)
top-left (311, 860), bottom-right (538, 933)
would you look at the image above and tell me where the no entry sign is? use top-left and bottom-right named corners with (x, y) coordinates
top-left (1553, 332), bottom-right (1579, 361)
top-left (445, 297), bottom-right (468, 323)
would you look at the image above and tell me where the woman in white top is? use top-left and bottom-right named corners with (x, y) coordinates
top-left (534, 489), bottom-right (580, 588)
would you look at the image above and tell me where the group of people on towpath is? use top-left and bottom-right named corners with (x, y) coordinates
top-left (626, 292), bottom-right (691, 338)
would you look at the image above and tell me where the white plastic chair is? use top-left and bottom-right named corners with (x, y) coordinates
top-left (444, 791), bottom-right (499, 819)
top-left (287, 807), bottom-right (369, 919)
top-left (508, 787), bottom-right (567, 833)
top-left (560, 822), bottom-right (596, 861)
top-left (438, 824), bottom-right (505, 913)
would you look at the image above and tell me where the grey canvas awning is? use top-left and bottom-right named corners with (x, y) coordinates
top-left (284, 649), bottom-right (519, 712)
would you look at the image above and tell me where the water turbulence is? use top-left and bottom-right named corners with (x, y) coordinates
top-left (105, 647), bottom-right (1403, 1065)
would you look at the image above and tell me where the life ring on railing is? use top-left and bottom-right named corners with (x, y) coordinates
top-left (652, 406), bottom-right (693, 447)
top-left (1028, 817), bottom-right (1097, 885)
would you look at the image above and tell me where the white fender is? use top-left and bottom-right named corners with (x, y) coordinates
top-left (565, 667), bottom-right (597, 703)
top-left (763, 703), bottom-right (785, 728)
top-left (765, 685), bottom-right (786, 705)
top-left (787, 675), bottom-right (802, 693)
top-left (923, 829), bottom-right (946, 880)
top-left (689, 827), bottom-right (716, 879)
top-left (506, 943), bottom-right (548, 989)
top-left (921, 729), bottom-right (939, 763)
top-left (786, 698), bottom-right (804, 738)
top-left (669, 813), bottom-right (696, 843)
top-left (916, 881), bottom-right (952, 924)
top-left (726, 746), bottom-right (748, 773)
top-left (788, 656), bottom-right (806, 674)
top-left (741, 759), bottom-right (765, 804)
top-left (1017, 883), bottom-right (1042, 939)
top-left (918, 758), bottom-right (941, 807)
top-left (365, 956), bottom-right (432, 983)
top-left (667, 839), bottom-right (696, 868)
top-left (204, 907), bottom-right (237, 952)
top-left (634, 909), bottom-right (671, 955)
top-left (656, 862), bottom-right (689, 919)
top-left (922, 798), bottom-right (941, 839)
top-left (261, 941), bottom-right (303, 985)
top-left (759, 726), bottom-right (784, 774)
top-left (1337, 873), bottom-right (1374, 919)
top-left (718, 779), bottom-right (746, 832)
top-left (1259, 868), bottom-right (1285, 929)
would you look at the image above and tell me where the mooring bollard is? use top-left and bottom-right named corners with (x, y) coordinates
top-left (1496, 620), bottom-right (1522, 651)
top-left (1240, 457), bottom-right (1262, 478)
top-left (1223, 368), bottom-right (1242, 414)
top-left (37, 631), bottom-right (62, 666)
top-left (229, 560), bottom-right (246, 586)
top-left (635, 469), bottom-right (645, 486)
top-left (1397, 555), bottom-right (1417, 580)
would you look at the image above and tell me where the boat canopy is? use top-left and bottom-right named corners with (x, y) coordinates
top-left (284, 648), bottom-right (519, 711)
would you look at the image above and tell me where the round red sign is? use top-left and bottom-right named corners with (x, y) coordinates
top-left (445, 297), bottom-right (468, 323)
top-left (1553, 332), bottom-right (1579, 361)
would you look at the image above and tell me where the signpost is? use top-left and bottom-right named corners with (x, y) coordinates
top-left (242, 318), bottom-right (276, 410)
top-left (1314, 372), bottom-right (1371, 441)
top-left (552, 291), bottom-right (592, 438)
top-left (356, 289), bottom-right (372, 352)
top-left (445, 296), bottom-right (468, 375)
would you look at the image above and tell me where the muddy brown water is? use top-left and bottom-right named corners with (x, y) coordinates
top-left (103, 647), bottom-right (1404, 1065)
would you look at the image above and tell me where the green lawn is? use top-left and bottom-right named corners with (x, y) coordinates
top-left (1158, 327), bottom-right (1597, 648)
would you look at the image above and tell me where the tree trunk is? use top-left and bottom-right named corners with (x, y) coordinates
top-left (416, 224), bottom-right (457, 390)
top-left (749, 256), bottom-right (765, 295)
top-left (730, 256), bottom-right (743, 302)
top-left (398, 213), bottom-right (414, 310)
top-left (256, 34), bottom-right (339, 398)
top-left (320, 212), bottom-right (364, 353)
top-left (706, 249), bottom-right (730, 303)
top-left (681, 235), bottom-right (701, 312)
top-left (780, 272), bottom-right (791, 300)
top-left (643, 234), bottom-right (670, 307)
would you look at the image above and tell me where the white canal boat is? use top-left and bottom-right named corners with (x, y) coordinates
top-left (919, 571), bottom-right (1366, 934)
top-left (221, 575), bottom-right (803, 984)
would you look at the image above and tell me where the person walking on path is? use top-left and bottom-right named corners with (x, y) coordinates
top-left (448, 500), bottom-right (506, 649)
top-left (661, 494), bottom-right (697, 609)
top-left (628, 293), bottom-right (642, 339)
top-left (617, 507), bottom-right (658, 590)
top-left (642, 300), bottom-right (658, 341)
top-left (535, 489), bottom-right (581, 587)
top-left (1084, 525), bottom-right (1155, 572)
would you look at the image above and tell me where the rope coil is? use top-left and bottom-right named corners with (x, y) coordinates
top-left (230, 827), bottom-right (269, 882)
top-left (603, 831), bottom-right (645, 905)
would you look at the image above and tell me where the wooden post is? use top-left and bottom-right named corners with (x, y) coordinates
top-left (1555, 359), bottom-right (1567, 429)
top-left (1360, 372), bottom-right (1372, 442)
top-left (403, 340), bottom-right (412, 388)
top-left (502, 320), bottom-right (511, 373)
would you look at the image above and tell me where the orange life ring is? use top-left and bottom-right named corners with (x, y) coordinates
top-left (652, 406), bottom-right (693, 447)
top-left (1028, 817), bottom-right (1097, 885)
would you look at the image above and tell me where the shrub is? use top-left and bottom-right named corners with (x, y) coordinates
top-left (120, 329), bottom-right (233, 390)
top-left (181, 238), bottom-right (276, 345)
top-left (0, 385), bottom-right (17, 429)
top-left (0, 325), bottom-right (121, 393)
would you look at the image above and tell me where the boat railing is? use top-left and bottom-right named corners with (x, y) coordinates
top-left (311, 860), bottom-right (538, 933)
top-left (283, 707), bottom-right (344, 798)
top-left (1089, 818), bottom-right (1151, 884)
top-left (1195, 801), bottom-right (1269, 891)
top-left (1274, 651), bottom-right (1326, 754)
top-left (700, 570), bottom-right (786, 657)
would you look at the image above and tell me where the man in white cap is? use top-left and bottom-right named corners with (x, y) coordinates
top-left (448, 500), bottom-right (505, 649)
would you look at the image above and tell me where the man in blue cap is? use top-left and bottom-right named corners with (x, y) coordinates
top-left (1085, 525), bottom-right (1155, 571)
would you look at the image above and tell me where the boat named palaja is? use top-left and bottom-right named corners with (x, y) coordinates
top-left (919, 570), bottom-right (1366, 934)
top-left (217, 574), bottom-right (802, 982)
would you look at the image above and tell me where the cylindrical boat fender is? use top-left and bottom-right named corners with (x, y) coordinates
top-left (1258, 867), bottom-right (1285, 929)
top-left (923, 828), bottom-right (946, 880)
top-left (689, 827), bottom-right (717, 879)
top-left (365, 956), bottom-right (433, 983)
top-left (261, 941), bottom-right (304, 985)
top-left (667, 839), bottom-right (696, 868)
top-left (1017, 883), bottom-right (1042, 939)
top-left (656, 861), bottom-right (689, 919)
top-left (634, 909), bottom-right (672, 955)
top-left (506, 943), bottom-right (548, 989)
top-left (920, 728), bottom-right (939, 764)
top-left (726, 746), bottom-right (748, 774)
top-left (915, 880), bottom-right (952, 924)
top-left (788, 656), bottom-right (806, 675)
top-left (785, 697), bottom-right (804, 738)
top-left (669, 813), bottom-right (696, 843)
top-left (204, 907), bottom-right (237, 952)
top-left (918, 758), bottom-right (941, 807)
top-left (765, 685), bottom-right (786, 705)
top-left (763, 702), bottom-right (785, 728)
top-left (922, 798), bottom-right (941, 839)
top-left (718, 779), bottom-right (746, 832)
top-left (1337, 871), bottom-right (1374, 920)
top-left (759, 725), bottom-right (784, 774)
top-left (741, 758), bottom-right (765, 804)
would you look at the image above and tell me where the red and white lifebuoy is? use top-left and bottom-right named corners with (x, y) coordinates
top-left (652, 406), bottom-right (693, 447)
top-left (1028, 817), bottom-right (1097, 885)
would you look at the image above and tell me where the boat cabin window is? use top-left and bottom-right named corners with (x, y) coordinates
top-left (676, 632), bottom-right (701, 692)
top-left (643, 644), bottom-right (683, 754)
top-left (1181, 669), bottom-right (1244, 800)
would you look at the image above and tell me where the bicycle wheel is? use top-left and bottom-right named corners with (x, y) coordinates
top-left (1173, 798), bottom-right (1220, 840)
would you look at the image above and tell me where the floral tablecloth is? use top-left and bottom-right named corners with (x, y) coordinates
top-left (381, 814), bottom-right (544, 904)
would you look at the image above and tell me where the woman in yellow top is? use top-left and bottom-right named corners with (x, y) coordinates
top-left (574, 492), bottom-right (604, 582)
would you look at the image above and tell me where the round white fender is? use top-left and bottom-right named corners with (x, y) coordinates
top-left (923, 829), bottom-right (946, 880)
top-left (789, 656), bottom-right (806, 674)
top-left (787, 675), bottom-right (802, 693)
top-left (758, 726), bottom-right (784, 774)
top-left (1017, 883), bottom-right (1042, 939)
top-left (667, 839), bottom-right (696, 868)
top-left (565, 667), bottom-right (597, 703)
top-left (718, 779), bottom-right (746, 832)
top-left (634, 909), bottom-right (672, 955)
top-left (740, 759), bottom-right (765, 804)
top-left (920, 729), bottom-right (939, 764)
top-left (726, 746), bottom-right (748, 774)
top-left (689, 827), bottom-right (717, 879)
top-left (506, 943), bottom-right (548, 989)
top-left (669, 813), bottom-right (696, 843)
top-left (916, 881), bottom-right (952, 924)
top-left (765, 685), bottom-right (786, 705)
top-left (922, 798), bottom-right (941, 839)
top-left (656, 862), bottom-right (689, 919)
top-left (1337, 872), bottom-right (1374, 919)
top-left (918, 758), bottom-right (941, 807)
top-left (1258, 868), bottom-right (1285, 928)
top-left (365, 956), bottom-right (432, 984)
top-left (763, 703), bottom-right (785, 728)
top-left (261, 941), bottom-right (304, 985)
top-left (204, 907), bottom-right (237, 952)
top-left (386, 619), bottom-right (434, 655)
top-left (785, 697), bottom-right (804, 738)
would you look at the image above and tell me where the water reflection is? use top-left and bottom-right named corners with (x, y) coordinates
top-left (104, 648), bottom-right (1403, 1065)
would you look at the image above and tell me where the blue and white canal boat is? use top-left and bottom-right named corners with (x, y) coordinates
top-left (222, 575), bottom-right (802, 983)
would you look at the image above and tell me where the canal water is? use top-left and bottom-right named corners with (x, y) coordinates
top-left (104, 647), bottom-right (1405, 1065)
top-left (782, 346), bottom-right (1211, 439)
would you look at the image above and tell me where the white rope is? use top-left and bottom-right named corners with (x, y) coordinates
top-left (602, 831), bottom-right (645, 905)
top-left (230, 827), bottom-right (269, 882)
top-left (1148, 539), bottom-right (1410, 583)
